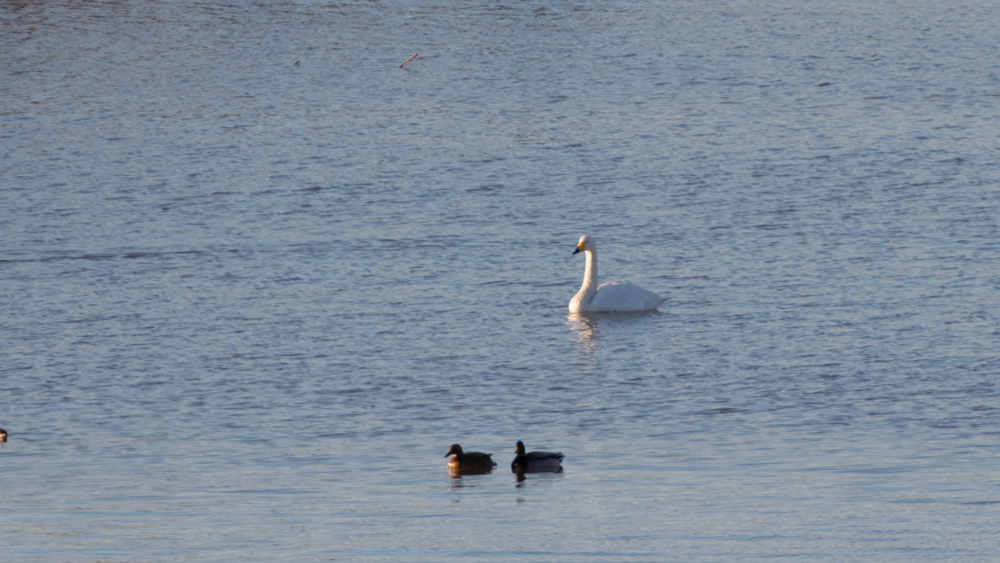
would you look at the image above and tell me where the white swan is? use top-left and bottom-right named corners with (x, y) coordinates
top-left (569, 235), bottom-right (665, 313)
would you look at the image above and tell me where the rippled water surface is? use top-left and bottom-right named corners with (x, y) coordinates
top-left (3, 1), bottom-right (1000, 561)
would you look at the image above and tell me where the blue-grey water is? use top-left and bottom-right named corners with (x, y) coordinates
top-left (3, 0), bottom-right (1000, 561)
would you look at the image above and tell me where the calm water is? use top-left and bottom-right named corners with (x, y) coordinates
top-left (3, 0), bottom-right (1000, 561)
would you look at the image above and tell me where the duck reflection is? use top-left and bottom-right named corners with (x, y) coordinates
top-left (448, 466), bottom-right (493, 479)
top-left (514, 469), bottom-right (566, 486)
top-left (447, 474), bottom-right (486, 489)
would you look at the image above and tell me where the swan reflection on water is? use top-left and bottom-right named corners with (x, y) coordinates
top-left (568, 309), bottom-right (662, 353)
top-left (567, 313), bottom-right (602, 352)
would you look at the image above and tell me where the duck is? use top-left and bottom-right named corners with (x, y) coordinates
top-left (511, 440), bottom-right (564, 473)
top-left (569, 235), bottom-right (665, 313)
top-left (0, 428), bottom-right (6, 442)
top-left (445, 443), bottom-right (497, 475)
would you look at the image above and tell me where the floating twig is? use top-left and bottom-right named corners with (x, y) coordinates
top-left (399, 53), bottom-right (418, 69)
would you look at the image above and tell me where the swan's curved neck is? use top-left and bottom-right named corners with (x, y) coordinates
top-left (569, 249), bottom-right (598, 312)
top-left (581, 249), bottom-right (598, 293)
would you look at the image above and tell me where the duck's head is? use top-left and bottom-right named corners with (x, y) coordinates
top-left (445, 443), bottom-right (464, 457)
top-left (0, 428), bottom-right (6, 442)
top-left (573, 235), bottom-right (594, 255)
top-left (514, 440), bottom-right (526, 454)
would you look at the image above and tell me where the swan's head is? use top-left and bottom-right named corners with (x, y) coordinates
top-left (514, 440), bottom-right (526, 454)
top-left (445, 443), bottom-right (464, 457)
top-left (573, 235), bottom-right (595, 255)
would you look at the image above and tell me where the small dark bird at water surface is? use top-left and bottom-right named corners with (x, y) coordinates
top-left (511, 440), bottom-right (563, 473)
top-left (444, 443), bottom-right (497, 475)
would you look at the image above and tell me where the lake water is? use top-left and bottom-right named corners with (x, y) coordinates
top-left (3, 0), bottom-right (1000, 561)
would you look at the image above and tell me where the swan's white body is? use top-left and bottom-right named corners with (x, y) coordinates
top-left (569, 235), bottom-right (665, 313)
